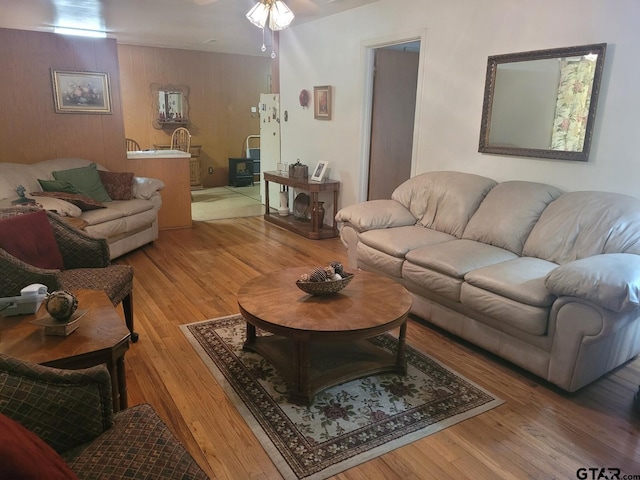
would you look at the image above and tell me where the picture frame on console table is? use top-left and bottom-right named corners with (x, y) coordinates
top-left (311, 161), bottom-right (329, 182)
top-left (51, 69), bottom-right (112, 114)
top-left (314, 85), bottom-right (332, 120)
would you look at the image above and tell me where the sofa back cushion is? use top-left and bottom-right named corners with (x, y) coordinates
top-left (392, 171), bottom-right (497, 238)
top-left (523, 191), bottom-right (640, 264)
top-left (463, 181), bottom-right (563, 255)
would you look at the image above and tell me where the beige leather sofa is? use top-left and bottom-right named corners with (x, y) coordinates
top-left (336, 171), bottom-right (640, 392)
top-left (0, 158), bottom-right (163, 259)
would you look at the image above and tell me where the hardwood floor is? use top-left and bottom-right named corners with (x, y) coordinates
top-left (114, 217), bottom-right (640, 479)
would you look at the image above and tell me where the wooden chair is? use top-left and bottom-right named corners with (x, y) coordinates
top-left (170, 127), bottom-right (191, 153)
top-left (0, 206), bottom-right (138, 342)
top-left (125, 138), bottom-right (140, 151)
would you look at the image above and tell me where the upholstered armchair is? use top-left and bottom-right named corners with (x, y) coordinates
top-left (0, 206), bottom-right (138, 341)
top-left (0, 354), bottom-right (208, 479)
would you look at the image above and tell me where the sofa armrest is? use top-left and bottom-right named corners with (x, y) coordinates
top-left (0, 354), bottom-right (113, 454)
top-left (335, 199), bottom-right (416, 233)
top-left (133, 176), bottom-right (165, 200)
top-left (545, 253), bottom-right (640, 313)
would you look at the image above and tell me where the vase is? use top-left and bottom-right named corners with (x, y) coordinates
top-left (312, 201), bottom-right (325, 230)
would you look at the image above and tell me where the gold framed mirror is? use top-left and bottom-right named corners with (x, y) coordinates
top-left (150, 83), bottom-right (190, 130)
top-left (479, 43), bottom-right (606, 162)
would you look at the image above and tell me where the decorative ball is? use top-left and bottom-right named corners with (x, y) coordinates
top-left (330, 261), bottom-right (344, 276)
top-left (45, 290), bottom-right (78, 321)
top-left (310, 267), bottom-right (328, 282)
top-left (299, 273), bottom-right (311, 282)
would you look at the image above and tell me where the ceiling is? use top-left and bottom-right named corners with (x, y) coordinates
top-left (0, 0), bottom-right (378, 56)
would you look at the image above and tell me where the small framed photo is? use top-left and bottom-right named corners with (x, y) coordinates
top-left (51, 69), bottom-right (112, 114)
top-left (314, 85), bottom-right (332, 120)
top-left (311, 161), bottom-right (330, 182)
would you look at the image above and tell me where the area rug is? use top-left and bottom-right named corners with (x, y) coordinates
top-left (180, 315), bottom-right (503, 480)
top-left (191, 186), bottom-right (262, 221)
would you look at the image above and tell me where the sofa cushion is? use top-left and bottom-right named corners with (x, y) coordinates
top-left (30, 191), bottom-right (106, 211)
top-left (523, 191), bottom-right (640, 264)
top-left (38, 179), bottom-right (80, 194)
top-left (405, 239), bottom-right (517, 278)
top-left (402, 240), bottom-right (517, 303)
top-left (359, 225), bottom-right (455, 258)
top-left (391, 171), bottom-right (497, 238)
top-left (0, 210), bottom-right (64, 270)
top-left (53, 162), bottom-right (111, 203)
top-left (463, 181), bottom-right (563, 255)
top-left (545, 253), bottom-right (640, 313)
top-left (98, 171), bottom-right (134, 201)
top-left (460, 283), bottom-right (551, 336)
top-left (0, 413), bottom-right (78, 480)
top-left (464, 257), bottom-right (558, 307)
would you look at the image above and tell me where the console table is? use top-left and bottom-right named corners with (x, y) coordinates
top-left (263, 171), bottom-right (339, 240)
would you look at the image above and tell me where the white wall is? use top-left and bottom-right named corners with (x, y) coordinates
top-left (279, 0), bottom-right (640, 209)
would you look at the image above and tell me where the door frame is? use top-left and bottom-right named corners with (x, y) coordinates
top-left (358, 29), bottom-right (428, 203)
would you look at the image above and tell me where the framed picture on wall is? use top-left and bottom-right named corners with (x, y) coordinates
top-left (314, 85), bottom-right (332, 120)
top-left (311, 161), bottom-right (330, 182)
top-left (51, 69), bottom-right (112, 114)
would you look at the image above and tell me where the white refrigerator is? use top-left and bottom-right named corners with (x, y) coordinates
top-left (259, 93), bottom-right (281, 210)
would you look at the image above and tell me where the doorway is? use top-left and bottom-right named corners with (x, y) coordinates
top-left (365, 40), bottom-right (421, 201)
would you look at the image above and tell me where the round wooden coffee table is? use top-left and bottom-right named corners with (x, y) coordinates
top-left (237, 267), bottom-right (412, 404)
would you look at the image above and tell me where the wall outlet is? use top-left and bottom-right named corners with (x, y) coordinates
top-left (208, 167), bottom-right (213, 174)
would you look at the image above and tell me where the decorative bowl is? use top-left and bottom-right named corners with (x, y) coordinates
top-left (296, 273), bottom-right (354, 296)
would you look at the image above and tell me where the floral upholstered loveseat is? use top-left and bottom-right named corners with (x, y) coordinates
top-left (0, 158), bottom-right (163, 259)
top-left (336, 171), bottom-right (640, 392)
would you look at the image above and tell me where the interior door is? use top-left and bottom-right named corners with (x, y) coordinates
top-left (368, 47), bottom-right (419, 200)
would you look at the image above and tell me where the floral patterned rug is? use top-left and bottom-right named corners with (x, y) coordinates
top-left (181, 315), bottom-right (503, 480)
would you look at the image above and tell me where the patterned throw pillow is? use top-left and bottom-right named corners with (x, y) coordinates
top-left (97, 171), bottom-right (134, 200)
top-left (30, 191), bottom-right (106, 211)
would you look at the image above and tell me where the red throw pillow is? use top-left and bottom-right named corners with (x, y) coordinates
top-left (0, 210), bottom-right (64, 270)
top-left (0, 413), bottom-right (79, 479)
top-left (98, 170), bottom-right (134, 200)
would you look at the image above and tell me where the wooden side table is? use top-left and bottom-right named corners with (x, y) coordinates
top-left (263, 171), bottom-right (340, 239)
top-left (0, 289), bottom-right (131, 412)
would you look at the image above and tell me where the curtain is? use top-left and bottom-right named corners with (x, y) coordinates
top-left (550, 59), bottom-right (596, 151)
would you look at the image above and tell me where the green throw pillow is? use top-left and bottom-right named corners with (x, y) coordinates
top-left (52, 162), bottom-right (112, 203)
top-left (38, 179), bottom-right (80, 194)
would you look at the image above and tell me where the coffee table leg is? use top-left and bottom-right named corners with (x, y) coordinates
top-left (245, 323), bottom-right (256, 347)
top-left (397, 320), bottom-right (408, 374)
top-left (292, 339), bottom-right (312, 404)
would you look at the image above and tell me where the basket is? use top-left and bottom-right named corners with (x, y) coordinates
top-left (295, 273), bottom-right (354, 296)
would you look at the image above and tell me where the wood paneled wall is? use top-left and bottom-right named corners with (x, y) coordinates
top-left (117, 44), bottom-right (271, 188)
top-left (0, 28), bottom-right (128, 172)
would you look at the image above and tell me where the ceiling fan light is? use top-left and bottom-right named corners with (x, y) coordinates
top-left (269, 0), bottom-right (295, 31)
top-left (246, 2), bottom-right (269, 29)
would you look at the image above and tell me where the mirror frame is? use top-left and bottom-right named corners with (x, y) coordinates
top-left (150, 83), bottom-right (190, 130)
top-left (478, 43), bottom-right (606, 162)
